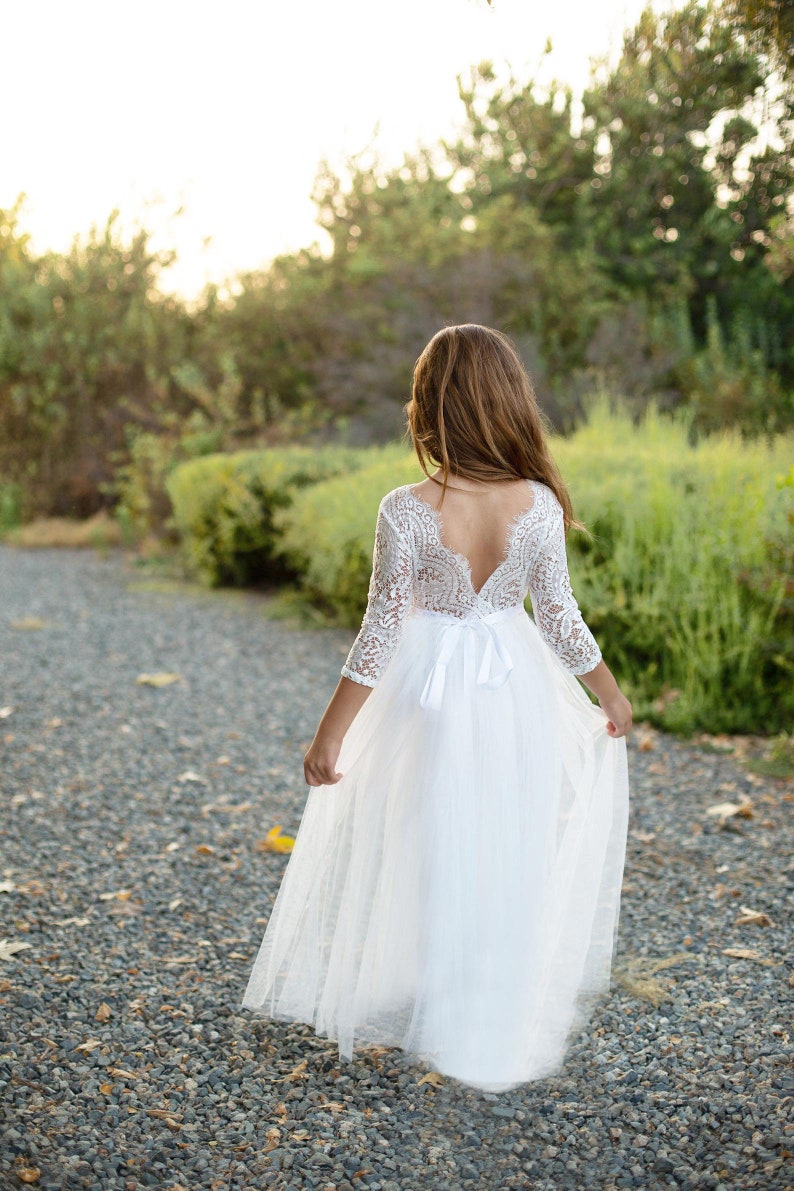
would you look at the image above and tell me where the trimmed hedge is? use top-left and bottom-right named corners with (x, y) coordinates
top-left (166, 444), bottom-right (407, 587)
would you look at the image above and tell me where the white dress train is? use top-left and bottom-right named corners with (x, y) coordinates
top-left (241, 480), bottom-right (630, 1093)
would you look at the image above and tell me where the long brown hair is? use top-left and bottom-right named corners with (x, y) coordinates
top-left (405, 323), bottom-right (588, 535)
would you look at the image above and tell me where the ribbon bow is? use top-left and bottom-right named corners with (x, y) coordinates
top-left (418, 603), bottom-right (525, 712)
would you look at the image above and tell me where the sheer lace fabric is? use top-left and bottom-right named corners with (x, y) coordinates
top-left (342, 480), bottom-right (602, 687)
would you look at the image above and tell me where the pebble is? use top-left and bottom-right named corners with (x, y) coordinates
top-left (0, 545), bottom-right (790, 1189)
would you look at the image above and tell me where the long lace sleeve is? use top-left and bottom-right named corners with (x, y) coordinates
top-left (527, 492), bottom-right (602, 675)
top-left (341, 499), bottom-right (414, 687)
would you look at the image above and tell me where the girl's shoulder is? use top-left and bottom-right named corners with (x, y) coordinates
top-left (377, 484), bottom-right (417, 522)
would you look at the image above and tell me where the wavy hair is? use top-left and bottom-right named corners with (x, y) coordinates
top-left (405, 323), bottom-right (587, 535)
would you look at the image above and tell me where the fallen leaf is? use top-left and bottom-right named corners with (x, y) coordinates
top-left (636, 732), bottom-right (656, 752)
top-left (706, 798), bottom-right (754, 820)
top-left (98, 889), bottom-right (132, 901)
top-left (195, 844), bottom-right (215, 855)
top-left (178, 770), bottom-right (207, 784)
top-left (257, 825), bottom-right (295, 853)
top-left (722, 947), bottom-right (765, 961)
top-left (107, 1067), bottom-right (138, 1079)
top-left (735, 905), bottom-right (774, 927)
top-left (417, 1071), bottom-right (444, 1087)
top-left (14, 1164), bottom-right (41, 1184)
top-left (95, 1002), bottom-right (112, 1022)
top-left (0, 938), bottom-right (32, 961)
top-left (274, 1059), bottom-right (308, 1083)
top-left (136, 672), bottom-right (181, 687)
top-left (630, 830), bottom-right (656, 843)
top-left (0, 706), bottom-right (13, 718)
top-left (11, 617), bottom-right (48, 630)
top-left (74, 1038), bottom-right (103, 1053)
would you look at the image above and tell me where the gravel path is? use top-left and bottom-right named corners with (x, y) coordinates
top-left (0, 544), bottom-right (791, 1191)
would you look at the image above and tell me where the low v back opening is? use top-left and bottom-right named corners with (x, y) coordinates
top-left (405, 478), bottom-right (538, 598)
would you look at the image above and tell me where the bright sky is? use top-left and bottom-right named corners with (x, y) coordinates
top-left (2, 0), bottom-right (672, 297)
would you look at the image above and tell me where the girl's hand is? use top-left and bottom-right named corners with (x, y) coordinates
top-left (303, 735), bottom-right (344, 787)
top-left (599, 690), bottom-right (633, 738)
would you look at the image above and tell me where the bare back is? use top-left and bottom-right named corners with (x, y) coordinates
top-left (409, 472), bottom-right (537, 596)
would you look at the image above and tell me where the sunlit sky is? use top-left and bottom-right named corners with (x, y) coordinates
top-left (3, 0), bottom-right (673, 297)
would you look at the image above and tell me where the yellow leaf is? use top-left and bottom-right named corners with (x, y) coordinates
top-left (136, 672), bottom-right (181, 687)
top-left (11, 617), bottom-right (47, 630)
top-left (257, 825), bottom-right (295, 853)
top-left (15, 1165), bottom-right (41, 1184)
top-left (417, 1070), bottom-right (444, 1087)
top-left (98, 1081), bottom-right (114, 1094)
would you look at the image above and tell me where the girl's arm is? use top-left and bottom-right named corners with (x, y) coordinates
top-left (303, 497), bottom-right (414, 787)
top-left (528, 492), bottom-right (632, 738)
top-left (575, 659), bottom-right (633, 739)
top-left (303, 677), bottom-right (373, 786)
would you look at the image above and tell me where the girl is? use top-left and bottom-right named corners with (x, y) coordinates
top-left (242, 324), bottom-right (632, 1093)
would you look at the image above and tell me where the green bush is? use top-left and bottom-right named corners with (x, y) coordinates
top-left (276, 454), bottom-right (424, 623)
top-left (553, 395), bottom-right (792, 734)
top-left (279, 395), bottom-right (792, 736)
top-left (166, 444), bottom-right (407, 587)
top-left (0, 481), bottom-right (22, 536)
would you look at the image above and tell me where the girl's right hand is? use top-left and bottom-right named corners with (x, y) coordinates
top-left (303, 734), bottom-right (344, 787)
top-left (599, 690), bottom-right (633, 738)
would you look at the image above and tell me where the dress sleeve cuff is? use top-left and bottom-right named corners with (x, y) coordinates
top-left (340, 666), bottom-right (378, 688)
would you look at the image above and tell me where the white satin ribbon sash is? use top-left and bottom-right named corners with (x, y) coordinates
top-left (416, 602), bottom-right (527, 711)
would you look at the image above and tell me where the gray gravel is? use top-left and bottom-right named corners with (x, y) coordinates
top-left (0, 543), bottom-right (791, 1191)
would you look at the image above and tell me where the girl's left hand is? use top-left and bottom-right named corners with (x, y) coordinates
top-left (303, 735), bottom-right (343, 787)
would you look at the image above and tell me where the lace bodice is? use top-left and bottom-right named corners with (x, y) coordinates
top-left (341, 480), bottom-right (602, 687)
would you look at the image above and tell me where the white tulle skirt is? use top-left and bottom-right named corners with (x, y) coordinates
top-left (240, 603), bottom-right (629, 1093)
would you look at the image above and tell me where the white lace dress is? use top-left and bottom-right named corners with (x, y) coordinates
top-left (241, 480), bottom-right (630, 1092)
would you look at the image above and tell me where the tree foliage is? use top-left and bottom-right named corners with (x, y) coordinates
top-left (1, 0), bottom-right (792, 520)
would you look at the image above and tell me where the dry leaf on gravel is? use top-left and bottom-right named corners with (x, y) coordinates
top-left (706, 798), bottom-right (754, 820)
top-left (417, 1071), bottom-right (444, 1087)
top-left (0, 938), bottom-right (32, 961)
top-left (136, 672), bottom-right (181, 687)
top-left (257, 825), bottom-right (295, 853)
top-left (95, 1002), bottom-right (112, 1022)
top-left (177, 770), bottom-right (207, 784)
top-left (735, 905), bottom-right (774, 927)
top-left (14, 1164), bottom-right (41, 1184)
top-left (722, 947), bottom-right (777, 964)
top-left (274, 1059), bottom-right (308, 1083)
top-left (74, 1038), bottom-right (103, 1053)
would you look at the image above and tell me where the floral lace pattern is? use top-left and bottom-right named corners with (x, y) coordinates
top-left (341, 480), bottom-right (603, 686)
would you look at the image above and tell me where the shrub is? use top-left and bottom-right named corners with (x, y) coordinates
top-left (280, 395), bottom-right (792, 735)
top-left (165, 444), bottom-right (407, 587)
top-left (276, 454), bottom-right (423, 623)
